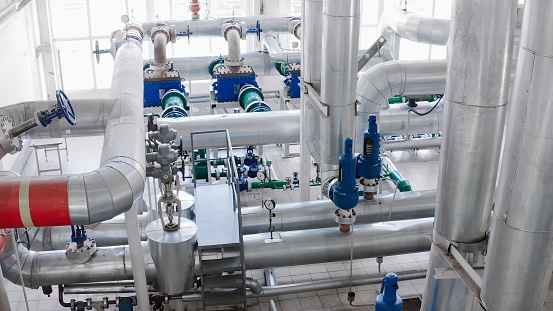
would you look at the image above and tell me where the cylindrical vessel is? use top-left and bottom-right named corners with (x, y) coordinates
top-left (146, 218), bottom-right (197, 294)
top-left (161, 90), bottom-right (188, 118)
top-left (238, 85), bottom-right (271, 112)
top-left (319, 0), bottom-right (360, 180)
top-left (481, 0), bottom-right (553, 310)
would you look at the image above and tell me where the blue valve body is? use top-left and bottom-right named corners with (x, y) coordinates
top-left (357, 114), bottom-right (382, 179)
top-left (375, 272), bottom-right (403, 311)
top-left (71, 225), bottom-right (88, 244)
top-left (330, 138), bottom-right (359, 210)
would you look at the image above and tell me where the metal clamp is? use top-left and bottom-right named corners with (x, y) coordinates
top-left (301, 80), bottom-right (329, 117)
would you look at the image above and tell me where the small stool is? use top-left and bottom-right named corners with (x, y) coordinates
top-left (30, 138), bottom-right (66, 175)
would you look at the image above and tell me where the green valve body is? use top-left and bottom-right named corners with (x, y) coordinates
top-left (161, 89), bottom-right (188, 118)
top-left (238, 85), bottom-right (271, 113)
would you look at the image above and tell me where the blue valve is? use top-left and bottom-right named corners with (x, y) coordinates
top-left (237, 166), bottom-right (248, 192)
top-left (71, 225), bottom-right (88, 244)
top-left (330, 138), bottom-right (359, 210)
top-left (39, 90), bottom-right (77, 127)
top-left (375, 272), bottom-right (403, 311)
top-left (357, 114), bottom-right (381, 180)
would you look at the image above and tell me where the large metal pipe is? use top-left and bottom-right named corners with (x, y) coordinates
top-left (152, 28), bottom-right (169, 66)
top-left (421, 0), bottom-right (518, 309)
top-left (158, 103), bottom-right (443, 150)
top-left (356, 60), bottom-right (446, 153)
top-left (379, 5), bottom-right (449, 46)
top-left (0, 99), bottom-right (116, 139)
top-left (262, 35), bottom-right (301, 63)
top-left (299, 0), bottom-right (323, 200)
top-left (142, 16), bottom-right (292, 38)
top-left (2, 218), bottom-right (432, 288)
top-left (319, 0), bottom-right (360, 181)
top-left (0, 36), bottom-right (146, 228)
top-left (481, 1), bottom-right (553, 309)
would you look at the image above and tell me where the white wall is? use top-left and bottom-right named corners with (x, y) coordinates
top-left (0, 2), bottom-right (43, 107)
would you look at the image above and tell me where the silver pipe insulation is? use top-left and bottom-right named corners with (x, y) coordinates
top-left (0, 39), bottom-right (146, 228)
top-left (142, 16), bottom-right (292, 38)
top-left (0, 99), bottom-right (116, 139)
top-left (379, 5), bottom-right (449, 46)
top-left (34, 190), bottom-right (436, 250)
top-left (319, 0), bottom-right (360, 181)
top-left (158, 103), bottom-right (443, 150)
top-left (355, 60), bottom-right (446, 153)
top-left (262, 35), bottom-right (301, 63)
top-left (421, 0), bottom-right (518, 309)
top-left (0, 267), bottom-right (10, 311)
top-left (1, 218), bottom-right (432, 288)
top-left (481, 0), bottom-right (553, 309)
top-left (382, 137), bottom-right (441, 151)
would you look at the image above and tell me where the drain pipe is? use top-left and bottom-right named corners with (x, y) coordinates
top-left (319, 0), bottom-right (360, 184)
top-left (481, 1), bottom-right (553, 309)
top-left (420, 0), bottom-right (518, 309)
top-left (0, 26), bottom-right (145, 228)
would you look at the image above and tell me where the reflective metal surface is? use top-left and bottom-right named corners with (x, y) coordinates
top-left (320, 0), bottom-right (360, 169)
top-left (263, 35), bottom-right (301, 63)
top-left (481, 0), bottom-right (553, 309)
top-left (146, 218), bottom-right (197, 294)
top-left (422, 0), bottom-right (518, 308)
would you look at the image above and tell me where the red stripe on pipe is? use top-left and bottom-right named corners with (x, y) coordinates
top-left (0, 180), bottom-right (23, 228)
top-left (29, 177), bottom-right (70, 227)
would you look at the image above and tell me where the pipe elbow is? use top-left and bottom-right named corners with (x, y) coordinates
top-left (0, 235), bottom-right (38, 288)
top-left (357, 61), bottom-right (404, 114)
top-left (246, 277), bottom-right (263, 295)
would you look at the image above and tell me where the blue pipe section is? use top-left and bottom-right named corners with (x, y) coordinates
top-left (330, 138), bottom-right (360, 210)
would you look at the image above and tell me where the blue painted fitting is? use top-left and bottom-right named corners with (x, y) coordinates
top-left (212, 74), bottom-right (258, 103)
top-left (357, 114), bottom-right (382, 179)
top-left (71, 225), bottom-right (88, 244)
top-left (118, 297), bottom-right (134, 311)
top-left (243, 146), bottom-right (256, 166)
top-left (330, 138), bottom-right (360, 210)
top-left (285, 72), bottom-right (301, 99)
top-left (237, 166), bottom-right (248, 191)
top-left (144, 78), bottom-right (186, 107)
top-left (375, 272), bottom-right (403, 311)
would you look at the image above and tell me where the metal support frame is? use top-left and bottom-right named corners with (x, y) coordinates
top-left (301, 80), bottom-right (328, 117)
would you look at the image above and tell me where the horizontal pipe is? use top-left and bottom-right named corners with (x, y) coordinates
top-left (382, 136), bottom-right (441, 151)
top-left (159, 103), bottom-right (442, 150)
top-left (2, 218), bottom-right (432, 288)
top-left (0, 99), bottom-right (117, 139)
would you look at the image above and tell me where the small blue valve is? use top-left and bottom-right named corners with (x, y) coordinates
top-left (330, 138), bottom-right (359, 210)
top-left (375, 272), bottom-right (403, 311)
top-left (357, 114), bottom-right (381, 180)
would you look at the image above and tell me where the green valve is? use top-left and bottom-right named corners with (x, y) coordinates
top-left (208, 57), bottom-right (225, 77)
top-left (238, 85), bottom-right (271, 113)
top-left (388, 96), bottom-right (404, 104)
top-left (275, 62), bottom-right (288, 76)
top-left (161, 89), bottom-right (188, 118)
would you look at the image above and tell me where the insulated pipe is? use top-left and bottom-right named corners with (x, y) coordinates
top-left (37, 190), bottom-right (436, 249)
top-left (319, 0), bottom-right (360, 182)
top-left (382, 137), bottom-right (441, 151)
top-left (222, 23), bottom-right (242, 67)
top-left (0, 99), bottom-right (116, 139)
top-left (158, 104), bottom-right (443, 150)
top-left (299, 0), bottom-right (323, 200)
top-left (0, 37), bottom-right (146, 228)
top-left (142, 16), bottom-right (291, 38)
top-left (379, 5), bottom-right (449, 46)
top-left (355, 60), bottom-right (446, 154)
top-left (263, 35), bottom-right (301, 63)
top-left (481, 1), bottom-right (553, 309)
top-left (0, 229), bottom-right (10, 311)
top-left (1, 218), bottom-right (432, 288)
top-left (421, 0), bottom-right (518, 309)
top-left (124, 202), bottom-right (149, 311)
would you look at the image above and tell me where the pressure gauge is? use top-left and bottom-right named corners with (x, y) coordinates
top-left (121, 15), bottom-right (130, 23)
top-left (263, 199), bottom-right (276, 211)
top-left (257, 170), bottom-right (266, 181)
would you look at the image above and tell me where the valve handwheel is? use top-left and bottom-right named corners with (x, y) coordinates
top-left (56, 89), bottom-right (77, 125)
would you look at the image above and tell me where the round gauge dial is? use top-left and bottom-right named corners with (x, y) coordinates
top-left (257, 170), bottom-right (266, 181)
top-left (263, 199), bottom-right (276, 211)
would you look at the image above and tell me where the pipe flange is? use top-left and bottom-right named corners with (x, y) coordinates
top-left (0, 116), bottom-right (22, 154)
top-left (124, 23), bottom-right (144, 40)
top-left (334, 208), bottom-right (356, 225)
top-left (224, 57), bottom-right (244, 67)
top-left (150, 63), bottom-right (172, 71)
top-left (287, 17), bottom-right (301, 40)
top-left (222, 23), bottom-right (243, 40)
top-left (151, 26), bottom-right (170, 44)
top-left (65, 238), bottom-right (97, 264)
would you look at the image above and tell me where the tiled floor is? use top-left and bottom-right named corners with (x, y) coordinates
top-left (3, 136), bottom-right (552, 310)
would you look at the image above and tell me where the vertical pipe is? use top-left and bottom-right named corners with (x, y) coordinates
top-left (299, 0), bottom-right (323, 201)
top-left (420, 0), bottom-right (517, 309)
top-left (319, 0), bottom-right (360, 182)
top-left (152, 31), bottom-right (168, 66)
top-left (481, 1), bottom-right (553, 309)
top-left (0, 258), bottom-right (10, 311)
top-left (124, 202), bottom-right (149, 311)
